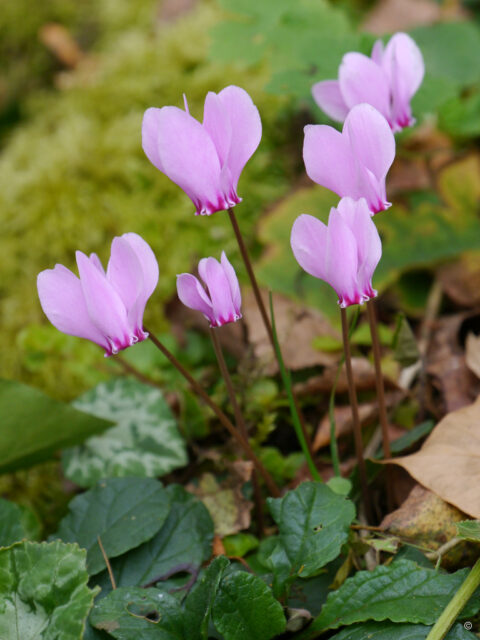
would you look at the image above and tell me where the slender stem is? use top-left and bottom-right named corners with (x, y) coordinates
top-left (227, 208), bottom-right (315, 459)
top-left (269, 293), bottom-right (321, 481)
top-left (115, 355), bottom-right (163, 390)
top-left (426, 558), bottom-right (480, 640)
top-left (366, 300), bottom-right (394, 510)
top-left (145, 327), bottom-right (280, 497)
top-left (340, 307), bottom-right (372, 521)
top-left (210, 327), bottom-right (266, 535)
top-left (97, 535), bottom-right (116, 590)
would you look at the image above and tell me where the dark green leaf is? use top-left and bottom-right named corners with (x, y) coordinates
top-left (0, 498), bottom-right (41, 546)
top-left (456, 520), bottom-right (480, 542)
top-left (55, 477), bottom-right (171, 575)
top-left (90, 587), bottom-right (184, 639)
top-left (0, 540), bottom-right (98, 640)
top-left (0, 379), bottom-right (112, 474)
top-left (306, 559), bottom-right (480, 635)
top-left (267, 482), bottom-right (355, 582)
top-left (329, 621), bottom-right (476, 640)
top-left (63, 378), bottom-right (187, 487)
top-left (212, 571), bottom-right (286, 640)
top-left (98, 484), bottom-right (214, 589)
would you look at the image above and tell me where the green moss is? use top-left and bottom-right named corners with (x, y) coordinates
top-left (0, 2), bottom-right (296, 398)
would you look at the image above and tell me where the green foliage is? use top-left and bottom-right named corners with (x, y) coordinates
top-left (0, 498), bottom-right (41, 546)
top-left (54, 477), bottom-right (171, 575)
top-left (95, 484), bottom-right (214, 591)
top-left (330, 622), bottom-right (476, 640)
top-left (456, 520), bottom-right (480, 542)
top-left (304, 559), bottom-right (480, 636)
top-left (0, 378), bottom-right (112, 474)
top-left (63, 378), bottom-right (187, 487)
top-left (0, 540), bottom-right (98, 640)
top-left (265, 482), bottom-right (355, 596)
top-left (212, 571), bottom-right (286, 640)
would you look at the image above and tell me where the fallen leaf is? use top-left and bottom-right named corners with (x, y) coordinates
top-left (362, 0), bottom-right (465, 34)
top-left (159, 0), bottom-right (198, 22)
top-left (313, 403), bottom-right (378, 452)
top-left (438, 253), bottom-right (480, 308)
top-left (388, 397), bottom-right (480, 518)
top-left (243, 291), bottom-right (340, 374)
top-left (466, 332), bottom-right (480, 379)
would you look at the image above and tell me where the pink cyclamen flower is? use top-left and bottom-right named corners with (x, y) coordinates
top-left (312, 33), bottom-right (424, 133)
top-left (177, 252), bottom-right (241, 327)
top-left (37, 233), bottom-right (159, 356)
top-left (142, 86), bottom-right (262, 216)
top-left (290, 197), bottom-right (382, 308)
top-left (303, 103), bottom-right (395, 214)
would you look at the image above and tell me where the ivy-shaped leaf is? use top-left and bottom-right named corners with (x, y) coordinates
top-left (330, 621), bottom-right (476, 640)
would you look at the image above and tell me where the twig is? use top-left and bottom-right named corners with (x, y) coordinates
top-left (97, 535), bottom-right (116, 590)
top-left (115, 355), bottom-right (163, 389)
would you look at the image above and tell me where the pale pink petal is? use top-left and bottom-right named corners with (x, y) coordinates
top-left (217, 86), bottom-right (262, 191)
top-left (371, 39), bottom-right (385, 65)
top-left (121, 232), bottom-right (159, 301)
top-left (89, 253), bottom-right (105, 274)
top-left (336, 197), bottom-right (381, 299)
top-left (203, 91), bottom-right (232, 167)
top-left (177, 273), bottom-right (214, 322)
top-left (290, 214), bottom-right (328, 281)
top-left (344, 104), bottom-right (395, 182)
top-left (325, 208), bottom-right (359, 307)
top-left (339, 53), bottom-right (391, 123)
top-left (220, 251), bottom-right (241, 316)
top-left (76, 251), bottom-right (131, 351)
top-left (107, 237), bottom-right (144, 313)
top-left (311, 80), bottom-right (349, 122)
top-left (142, 108), bottom-right (164, 173)
top-left (37, 265), bottom-right (108, 350)
top-left (201, 257), bottom-right (238, 326)
top-left (303, 124), bottom-right (360, 199)
top-left (154, 106), bottom-right (223, 215)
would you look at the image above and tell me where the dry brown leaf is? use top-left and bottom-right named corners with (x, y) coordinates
top-left (388, 397), bottom-right (480, 518)
top-left (39, 23), bottom-right (84, 68)
top-left (439, 254), bottom-right (480, 308)
top-left (313, 403), bottom-right (378, 452)
top-left (243, 290), bottom-right (340, 374)
top-left (362, 0), bottom-right (466, 34)
top-left (159, 0), bottom-right (198, 22)
top-left (294, 357), bottom-right (387, 397)
top-left (466, 333), bottom-right (480, 379)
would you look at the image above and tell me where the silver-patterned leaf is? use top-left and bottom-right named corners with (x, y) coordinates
top-left (62, 378), bottom-right (187, 487)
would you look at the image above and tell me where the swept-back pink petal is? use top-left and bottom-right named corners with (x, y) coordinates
top-left (325, 208), bottom-right (359, 307)
top-left (311, 80), bottom-right (349, 122)
top-left (154, 106), bottom-right (223, 215)
top-left (89, 253), bottom-right (105, 274)
top-left (303, 124), bottom-right (360, 200)
top-left (121, 232), bottom-right (159, 300)
top-left (344, 104), bottom-right (395, 182)
top-left (220, 252), bottom-right (241, 315)
top-left (142, 108), bottom-right (164, 173)
top-left (107, 237), bottom-right (144, 312)
top-left (201, 256), bottom-right (238, 326)
top-left (37, 265), bottom-right (108, 349)
top-left (203, 91), bottom-right (232, 167)
top-left (290, 214), bottom-right (328, 281)
top-left (76, 251), bottom-right (131, 350)
top-left (177, 273), bottom-right (214, 322)
top-left (217, 86), bottom-right (262, 190)
top-left (371, 39), bottom-right (385, 65)
top-left (337, 197), bottom-right (381, 298)
top-left (339, 53), bottom-right (391, 122)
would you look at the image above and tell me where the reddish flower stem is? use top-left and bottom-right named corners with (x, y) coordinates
top-left (340, 308), bottom-right (372, 521)
top-left (146, 327), bottom-right (280, 497)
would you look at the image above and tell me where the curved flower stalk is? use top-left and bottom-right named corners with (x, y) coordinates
top-left (303, 103), bottom-right (395, 213)
top-left (37, 233), bottom-right (159, 356)
top-left (142, 86), bottom-right (262, 216)
top-left (177, 252), bottom-right (242, 327)
top-left (290, 197), bottom-right (382, 307)
top-left (312, 32), bottom-right (424, 132)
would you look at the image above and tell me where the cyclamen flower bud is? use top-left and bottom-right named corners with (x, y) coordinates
top-left (142, 86), bottom-right (262, 216)
top-left (312, 33), bottom-right (424, 133)
top-left (37, 233), bottom-right (158, 356)
top-left (303, 103), bottom-right (395, 214)
top-left (176, 252), bottom-right (241, 327)
top-left (290, 197), bottom-right (382, 308)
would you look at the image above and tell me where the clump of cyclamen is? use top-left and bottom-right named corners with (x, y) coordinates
top-left (291, 197), bottom-right (382, 308)
top-left (303, 103), bottom-right (395, 214)
top-left (177, 252), bottom-right (241, 327)
top-left (142, 86), bottom-right (262, 216)
top-left (312, 32), bottom-right (424, 133)
top-left (37, 233), bottom-right (158, 356)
